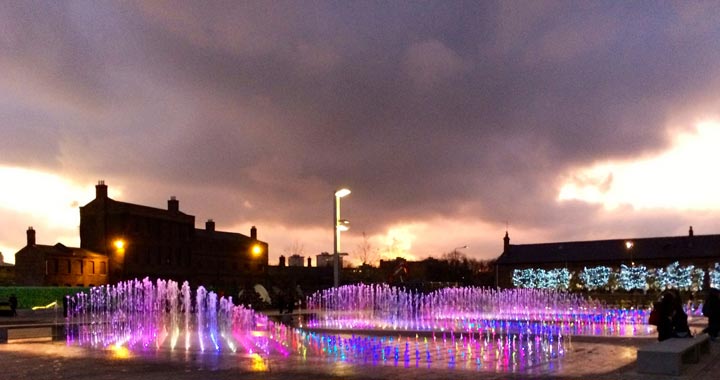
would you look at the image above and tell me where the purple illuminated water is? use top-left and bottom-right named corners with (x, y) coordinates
top-left (65, 278), bottom-right (272, 354)
top-left (65, 280), bottom-right (656, 374)
top-left (304, 284), bottom-right (655, 337)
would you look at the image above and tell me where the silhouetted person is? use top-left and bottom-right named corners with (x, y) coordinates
top-left (656, 292), bottom-right (675, 341)
top-left (8, 294), bottom-right (17, 317)
top-left (668, 289), bottom-right (691, 338)
top-left (703, 288), bottom-right (720, 339)
top-left (63, 295), bottom-right (68, 318)
top-left (656, 289), bottom-right (692, 341)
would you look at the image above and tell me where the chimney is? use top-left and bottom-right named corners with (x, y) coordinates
top-left (279, 255), bottom-right (286, 267)
top-left (168, 196), bottom-right (179, 213)
top-left (307, 257), bottom-right (312, 267)
top-left (689, 226), bottom-right (694, 237)
top-left (503, 231), bottom-right (510, 253)
top-left (96, 180), bottom-right (108, 199)
top-left (251, 226), bottom-right (257, 240)
top-left (206, 219), bottom-right (215, 232)
top-left (27, 226), bottom-right (36, 246)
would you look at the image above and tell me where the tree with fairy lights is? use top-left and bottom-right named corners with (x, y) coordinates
top-left (653, 261), bottom-right (704, 291)
top-left (579, 266), bottom-right (612, 291)
top-left (618, 264), bottom-right (648, 291)
top-left (710, 263), bottom-right (720, 289)
top-left (512, 268), bottom-right (536, 288)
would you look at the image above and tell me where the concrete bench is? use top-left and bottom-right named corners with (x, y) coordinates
top-left (637, 333), bottom-right (711, 375)
top-left (0, 324), bottom-right (65, 343)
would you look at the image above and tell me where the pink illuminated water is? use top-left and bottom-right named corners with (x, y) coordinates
top-left (65, 280), bottom-right (657, 374)
top-left (304, 284), bottom-right (655, 337)
top-left (65, 278), bottom-right (277, 355)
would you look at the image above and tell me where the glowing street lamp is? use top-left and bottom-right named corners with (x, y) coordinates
top-left (334, 188), bottom-right (351, 287)
top-left (110, 238), bottom-right (126, 284)
top-left (625, 240), bottom-right (634, 266)
top-left (251, 244), bottom-right (263, 257)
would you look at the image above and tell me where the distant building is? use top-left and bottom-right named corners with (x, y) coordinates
top-left (77, 181), bottom-right (269, 292)
top-left (316, 252), bottom-right (334, 267)
top-left (495, 227), bottom-right (720, 288)
top-left (288, 254), bottom-right (304, 267)
top-left (0, 251), bottom-right (15, 285)
top-left (14, 227), bottom-right (108, 287)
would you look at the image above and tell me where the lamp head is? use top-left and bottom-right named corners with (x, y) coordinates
top-left (335, 188), bottom-right (351, 198)
top-left (337, 219), bottom-right (350, 231)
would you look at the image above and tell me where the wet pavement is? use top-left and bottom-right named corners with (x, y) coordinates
top-left (2, 308), bottom-right (720, 380)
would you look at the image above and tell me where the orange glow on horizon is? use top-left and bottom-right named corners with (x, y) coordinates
top-left (558, 121), bottom-right (720, 210)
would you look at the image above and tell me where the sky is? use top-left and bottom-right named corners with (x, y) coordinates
top-left (3, 1), bottom-right (720, 266)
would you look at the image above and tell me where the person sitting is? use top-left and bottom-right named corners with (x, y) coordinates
top-left (656, 292), bottom-right (675, 341)
top-left (703, 288), bottom-right (720, 339)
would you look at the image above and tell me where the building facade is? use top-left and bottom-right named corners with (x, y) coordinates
top-left (14, 227), bottom-right (109, 287)
top-left (495, 227), bottom-right (720, 288)
top-left (0, 252), bottom-right (15, 286)
top-left (78, 181), bottom-right (269, 292)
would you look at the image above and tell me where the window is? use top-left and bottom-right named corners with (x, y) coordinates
top-left (76, 260), bottom-right (83, 274)
top-left (89, 261), bottom-right (95, 274)
top-left (99, 261), bottom-right (107, 275)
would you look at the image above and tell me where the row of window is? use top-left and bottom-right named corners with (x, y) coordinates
top-left (45, 259), bottom-right (107, 275)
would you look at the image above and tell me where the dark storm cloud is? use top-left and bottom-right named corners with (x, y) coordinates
top-left (3, 1), bottom-right (720, 247)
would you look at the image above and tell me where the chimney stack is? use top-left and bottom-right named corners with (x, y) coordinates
top-left (27, 226), bottom-right (36, 246)
top-left (503, 231), bottom-right (510, 253)
top-left (279, 255), bottom-right (286, 267)
top-left (206, 219), bottom-right (215, 232)
top-left (307, 257), bottom-right (312, 267)
top-left (96, 180), bottom-right (108, 199)
top-left (251, 226), bottom-right (257, 240)
top-left (689, 226), bottom-right (694, 237)
top-left (168, 196), bottom-right (179, 213)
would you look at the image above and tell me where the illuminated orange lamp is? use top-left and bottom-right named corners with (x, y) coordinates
top-left (251, 244), bottom-right (263, 257)
top-left (114, 239), bottom-right (125, 250)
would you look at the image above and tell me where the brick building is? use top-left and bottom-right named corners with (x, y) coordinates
top-left (14, 227), bottom-right (109, 287)
top-left (79, 181), bottom-right (268, 292)
top-left (495, 227), bottom-right (720, 288)
top-left (0, 252), bottom-right (15, 285)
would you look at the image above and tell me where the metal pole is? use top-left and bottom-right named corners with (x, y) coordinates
top-left (333, 194), bottom-right (340, 287)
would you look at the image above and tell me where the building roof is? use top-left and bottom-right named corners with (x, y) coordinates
top-left (20, 243), bottom-right (107, 259)
top-left (82, 197), bottom-right (193, 222)
top-left (195, 229), bottom-right (255, 243)
top-left (496, 233), bottom-right (720, 265)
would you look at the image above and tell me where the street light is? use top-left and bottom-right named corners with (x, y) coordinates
top-left (625, 240), bottom-right (634, 266)
top-left (110, 238), bottom-right (126, 285)
top-left (334, 188), bottom-right (351, 287)
top-left (449, 245), bottom-right (468, 284)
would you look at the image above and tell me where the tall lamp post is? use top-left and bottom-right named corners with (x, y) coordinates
top-left (625, 240), bottom-right (634, 266)
top-left (450, 245), bottom-right (468, 284)
top-left (334, 188), bottom-right (351, 287)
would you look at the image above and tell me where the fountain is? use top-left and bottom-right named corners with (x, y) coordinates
top-left (65, 278), bottom-right (274, 354)
top-left (303, 284), bottom-right (654, 337)
top-left (64, 280), bottom-right (654, 373)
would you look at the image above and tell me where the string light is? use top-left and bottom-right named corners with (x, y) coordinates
top-left (579, 266), bottom-right (612, 291)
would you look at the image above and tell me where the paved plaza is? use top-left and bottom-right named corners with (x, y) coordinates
top-left (2, 309), bottom-right (720, 380)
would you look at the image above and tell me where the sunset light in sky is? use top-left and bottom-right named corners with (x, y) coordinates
top-left (558, 121), bottom-right (720, 210)
top-left (3, 2), bottom-right (720, 266)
